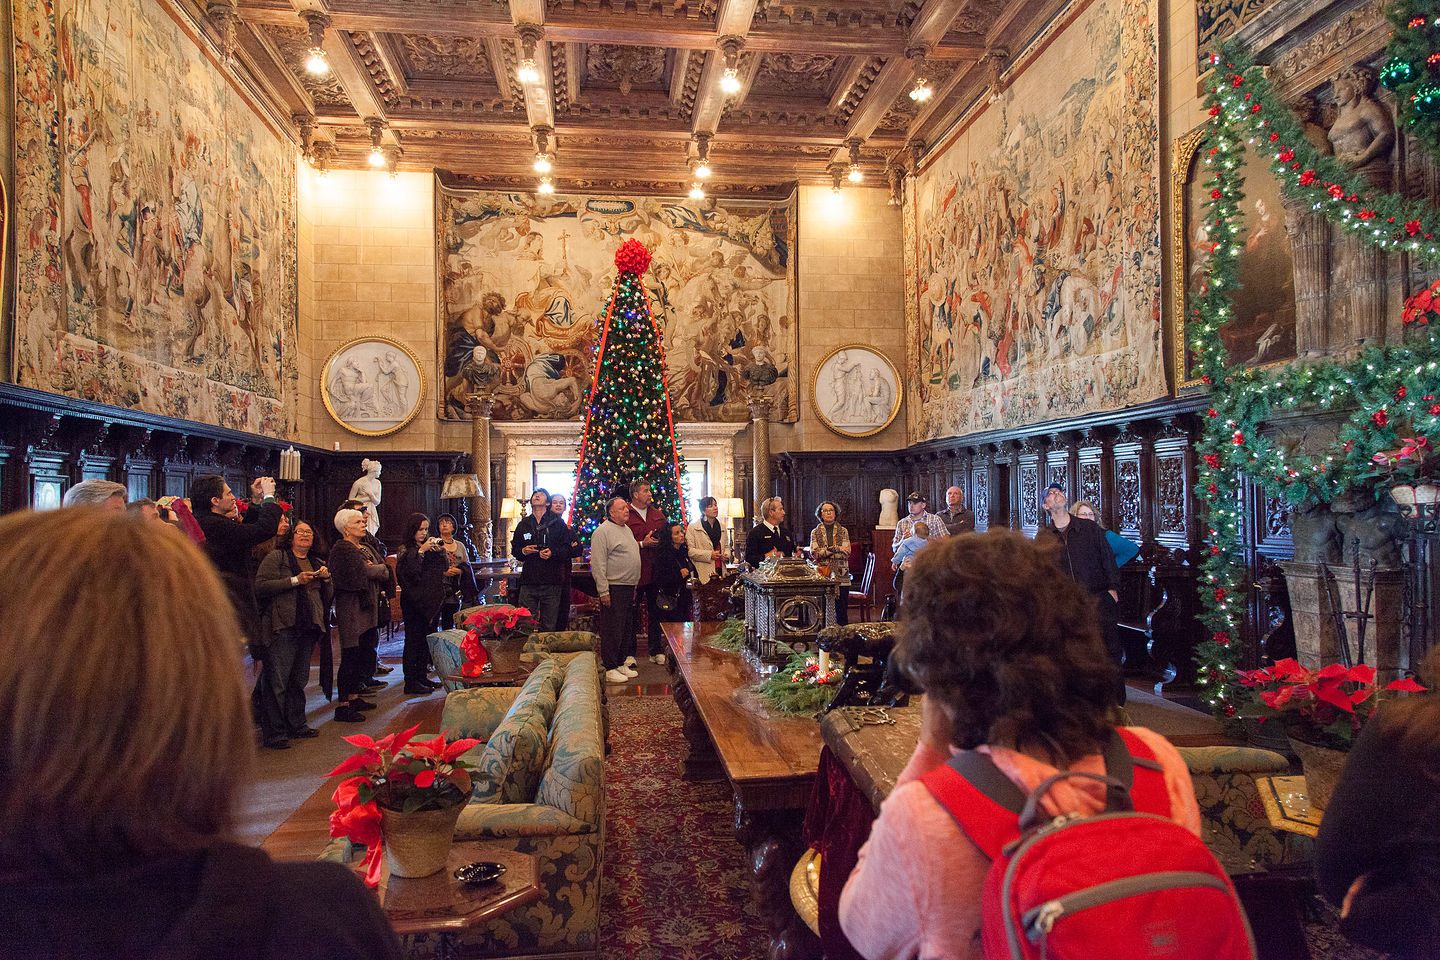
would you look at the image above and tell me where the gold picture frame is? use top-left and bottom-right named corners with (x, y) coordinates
top-left (810, 343), bottom-right (902, 439)
top-left (1169, 126), bottom-right (1298, 391)
top-left (321, 336), bottom-right (427, 437)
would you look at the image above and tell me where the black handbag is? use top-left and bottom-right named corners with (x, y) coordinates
top-left (655, 590), bottom-right (678, 613)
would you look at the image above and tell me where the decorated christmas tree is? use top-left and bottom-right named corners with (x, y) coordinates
top-left (572, 239), bottom-right (686, 544)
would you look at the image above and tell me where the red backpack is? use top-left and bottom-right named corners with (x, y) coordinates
top-left (921, 729), bottom-right (1256, 960)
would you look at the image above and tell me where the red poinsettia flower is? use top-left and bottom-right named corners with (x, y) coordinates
top-left (1277, 149), bottom-right (1294, 162)
top-left (1208, 104), bottom-right (1221, 117)
top-left (1298, 170), bottom-right (1316, 186)
top-left (1373, 409), bottom-right (1389, 428)
top-left (1408, 220), bottom-right (1423, 236)
top-left (277, 500), bottom-right (293, 512)
top-left (329, 777), bottom-right (384, 887)
top-left (1202, 453), bottom-right (1220, 468)
top-left (1268, 132), bottom-right (1279, 142)
top-left (1328, 184), bottom-right (1345, 199)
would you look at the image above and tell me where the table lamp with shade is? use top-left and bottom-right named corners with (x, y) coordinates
top-left (440, 472), bottom-right (483, 560)
top-left (498, 495), bottom-right (522, 562)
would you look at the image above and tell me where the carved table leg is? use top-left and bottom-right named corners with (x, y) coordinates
top-left (736, 806), bottom-right (822, 960)
top-left (670, 673), bottom-right (718, 777)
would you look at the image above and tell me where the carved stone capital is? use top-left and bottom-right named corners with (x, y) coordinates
top-left (465, 391), bottom-right (497, 420)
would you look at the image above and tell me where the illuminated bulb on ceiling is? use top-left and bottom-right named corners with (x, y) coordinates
top-left (909, 78), bottom-right (932, 102)
top-left (368, 146), bottom-right (386, 167)
top-left (694, 162), bottom-right (711, 179)
top-left (537, 176), bottom-right (554, 194)
top-left (721, 67), bottom-right (741, 94)
top-left (534, 153), bottom-right (552, 173)
top-left (848, 164), bottom-right (863, 182)
top-left (689, 182), bottom-right (705, 199)
top-left (305, 48), bottom-right (329, 75)
top-left (517, 58), bottom-right (540, 83)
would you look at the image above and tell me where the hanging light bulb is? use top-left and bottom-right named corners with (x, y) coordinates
top-left (721, 67), bottom-right (740, 94)
top-left (369, 145), bottom-right (386, 167)
top-left (845, 138), bottom-right (863, 183)
top-left (534, 153), bottom-right (552, 173)
top-left (909, 78), bottom-right (932, 102)
top-left (516, 24), bottom-right (543, 84)
top-left (695, 161), bottom-right (711, 179)
top-left (689, 182), bottom-right (705, 199)
top-left (718, 36), bottom-right (744, 94)
top-left (537, 176), bottom-right (554, 194)
top-left (848, 164), bottom-right (863, 182)
top-left (366, 118), bottom-right (387, 168)
top-left (301, 11), bottom-right (330, 75)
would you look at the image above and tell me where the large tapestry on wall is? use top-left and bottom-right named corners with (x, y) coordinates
top-left (435, 186), bottom-right (798, 423)
top-left (11, 0), bottom-right (298, 437)
top-left (904, 0), bottom-right (1165, 441)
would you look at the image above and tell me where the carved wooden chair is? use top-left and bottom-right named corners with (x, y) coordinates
top-left (847, 553), bottom-right (876, 622)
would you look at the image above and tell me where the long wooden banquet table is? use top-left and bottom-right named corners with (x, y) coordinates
top-left (661, 621), bottom-right (824, 960)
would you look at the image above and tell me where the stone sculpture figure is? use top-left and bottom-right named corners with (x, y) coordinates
top-left (1332, 496), bottom-right (1404, 571)
top-left (1328, 64), bottom-right (1395, 348)
top-left (348, 459), bottom-right (383, 536)
top-left (1289, 500), bottom-right (1340, 564)
top-left (878, 489), bottom-right (900, 529)
top-left (1284, 96), bottom-right (1334, 357)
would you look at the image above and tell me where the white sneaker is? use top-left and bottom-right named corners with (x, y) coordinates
top-left (650, 653), bottom-right (667, 665)
top-left (623, 655), bottom-right (637, 668)
top-left (604, 668), bottom-right (631, 684)
top-left (621, 664), bottom-right (639, 678)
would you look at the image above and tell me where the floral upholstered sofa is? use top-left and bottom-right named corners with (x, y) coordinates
top-left (1175, 744), bottom-right (1313, 868)
top-left (411, 652), bottom-right (605, 959)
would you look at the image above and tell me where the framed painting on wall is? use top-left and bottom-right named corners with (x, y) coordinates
top-left (321, 337), bottom-right (427, 437)
top-left (811, 344), bottom-right (901, 439)
top-left (1170, 126), bottom-right (1298, 390)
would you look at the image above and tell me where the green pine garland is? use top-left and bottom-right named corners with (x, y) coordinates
top-left (1380, 1), bottom-right (1440, 152)
top-left (1189, 39), bottom-right (1440, 716)
top-left (752, 651), bottom-right (840, 717)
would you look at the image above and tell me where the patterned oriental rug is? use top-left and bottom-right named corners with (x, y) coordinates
top-left (601, 696), bottom-right (768, 960)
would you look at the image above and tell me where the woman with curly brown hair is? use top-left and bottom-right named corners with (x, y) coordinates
top-left (839, 530), bottom-right (1200, 960)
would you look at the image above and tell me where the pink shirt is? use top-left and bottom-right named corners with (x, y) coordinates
top-left (838, 728), bottom-right (1201, 960)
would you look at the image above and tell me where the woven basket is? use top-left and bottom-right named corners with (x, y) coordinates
top-left (379, 801), bottom-right (465, 878)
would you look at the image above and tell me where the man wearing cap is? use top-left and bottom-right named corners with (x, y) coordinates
top-left (1038, 483), bottom-right (1126, 705)
top-left (891, 492), bottom-right (949, 552)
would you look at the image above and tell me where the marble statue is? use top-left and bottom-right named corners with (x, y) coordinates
top-left (348, 458), bottom-right (383, 536)
top-left (878, 489), bottom-right (899, 529)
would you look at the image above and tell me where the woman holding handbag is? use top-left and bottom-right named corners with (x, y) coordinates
top-left (253, 522), bottom-right (333, 749)
top-left (652, 522), bottom-right (693, 625)
top-left (330, 509), bottom-right (391, 722)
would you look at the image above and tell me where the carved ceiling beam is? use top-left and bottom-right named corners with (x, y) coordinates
top-left (691, 0), bottom-right (757, 136)
top-left (507, 8), bottom-right (556, 145)
top-left (568, 42), bottom-right (586, 106)
top-left (826, 56), bottom-right (866, 113)
top-left (827, 0), bottom-right (975, 168)
top-left (240, 21), bottom-right (315, 115)
top-left (367, 33), bottom-right (409, 98)
top-left (483, 38), bottom-right (515, 103)
top-left (668, 48), bottom-right (691, 106)
top-left (286, 1), bottom-right (390, 124)
top-left (236, 4), bottom-right (984, 57)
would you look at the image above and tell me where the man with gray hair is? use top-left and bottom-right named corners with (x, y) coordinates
top-left (590, 496), bottom-right (641, 684)
top-left (62, 479), bottom-right (127, 512)
top-left (744, 496), bottom-right (795, 566)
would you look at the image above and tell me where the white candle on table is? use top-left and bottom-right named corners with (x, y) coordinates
top-left (818, 651), bottom-right (830, 675)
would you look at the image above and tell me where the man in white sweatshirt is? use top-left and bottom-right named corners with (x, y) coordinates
top-left (590, 496), bottom-right (642, 683)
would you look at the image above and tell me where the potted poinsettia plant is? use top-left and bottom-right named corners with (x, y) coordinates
top-left (327, 723), bottom-right (481, 885)
top-left (458, 604), bottom-right (535, 677)
top-left (1235, 659), bottom-right (1424, 807)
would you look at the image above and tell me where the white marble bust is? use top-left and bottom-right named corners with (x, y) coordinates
top-left (877, 488), bottom-right (899, 529)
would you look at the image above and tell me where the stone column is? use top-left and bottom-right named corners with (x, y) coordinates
top-left (465, 392), bottom-right (495, 559)
top-left (748, 394), bottom-right (774, 519)
top-left (1283, 200), bottom-right (1331, 355)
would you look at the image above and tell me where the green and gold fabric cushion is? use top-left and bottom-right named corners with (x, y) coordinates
top-left (470, 659), bottom-right (559, 804)
top-left (534, 653), bottom-right (604, 828)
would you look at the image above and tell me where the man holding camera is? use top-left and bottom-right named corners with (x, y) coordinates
top-left (511, 487), bottom-right (571, 632)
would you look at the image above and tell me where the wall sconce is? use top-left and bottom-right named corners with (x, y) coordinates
top-left (383, 146), bottom-right (401, 177)
top-left (310, 139), bottom-right (334, 176)
top-left (516, 24), bottom-right (543, 84)
top-left (718, 36), bottom-right (744, 94)
top-left (300, 9), bottom-right (329, 75)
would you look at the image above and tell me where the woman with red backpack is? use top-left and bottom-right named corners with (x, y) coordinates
top-left (839, 530), bottom-right (1253, 960)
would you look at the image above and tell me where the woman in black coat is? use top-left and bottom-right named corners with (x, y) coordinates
top-left (394, 513), bottom-right (448, 694)
top-left (651, 521), bottom-right (693, 623)
top-left (330, 509), bottom-right (391, 722)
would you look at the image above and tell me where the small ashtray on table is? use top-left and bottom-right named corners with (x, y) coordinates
top-left (378, 841), bottom-right (541, 951)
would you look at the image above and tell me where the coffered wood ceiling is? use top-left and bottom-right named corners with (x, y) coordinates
top-left (194, 0), bottom-right (1067, 198)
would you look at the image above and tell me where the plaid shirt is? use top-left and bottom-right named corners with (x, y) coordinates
top-left (891, 511), bottom-right (950, 550)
